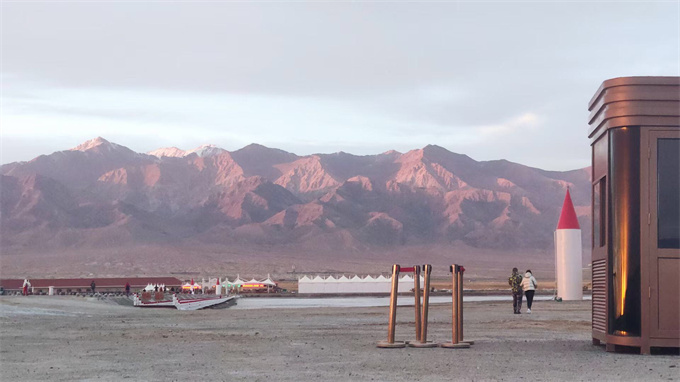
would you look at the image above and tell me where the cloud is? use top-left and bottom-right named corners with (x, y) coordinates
top-left (478, 112), bottom-right (542, 137)
top-left (1, 1), bottom-right (677, 170)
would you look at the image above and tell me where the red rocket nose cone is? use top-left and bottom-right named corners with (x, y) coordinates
top-left (557, 189), bottom-right (580, 230)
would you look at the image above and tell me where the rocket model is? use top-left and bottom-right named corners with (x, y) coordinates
top-left (555, 189), bottom-right (583, 300)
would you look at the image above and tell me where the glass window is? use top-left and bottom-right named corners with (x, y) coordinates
top-left (658, 138), bottom-right (680, 249)
top-left (592, 179), bottom-right (606, 248)
top-left (593, 179), bottom-right (606, 248)
top-left (593, 183), bottom-right (599, 248)
top-left (609, 127), bottom-right (641, 336)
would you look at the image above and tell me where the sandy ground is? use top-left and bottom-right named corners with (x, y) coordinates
top-left (0, 296), bottom-right (677, 381)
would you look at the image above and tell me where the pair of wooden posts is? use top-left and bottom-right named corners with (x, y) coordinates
top-left (377, 264), bottom-right (473, 349)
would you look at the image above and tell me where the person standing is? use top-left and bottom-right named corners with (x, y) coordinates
top-left (522, 270), bottom-right (538, 314)
top-left (22, 279), bottom-right (31, 296)
top-left (125, 282), bottom-right (131, 296)
top-left (508, 268), bottom-right (523, 314)
top-left (90, 280), bottom-right (96, 295)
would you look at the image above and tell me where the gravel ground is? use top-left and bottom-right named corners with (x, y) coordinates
top-left (0, 296), bottom-right (678, 381)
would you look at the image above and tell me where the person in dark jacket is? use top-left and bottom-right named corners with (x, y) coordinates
top-left (90, 280), bottom-right (96, 294)
top-left (125, 282), bottom-right (131, 296)
top-left (508, 268), bottom-right (523, 314)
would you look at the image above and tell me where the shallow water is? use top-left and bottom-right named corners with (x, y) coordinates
top-left (0, 305), bottom-right (86, 317)
top-left (232, 294), bottom-right (591, 310)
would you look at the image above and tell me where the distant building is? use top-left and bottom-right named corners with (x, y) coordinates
top-left (0, 277), bottom-right (182, 295)
top-left (298, 274), bottom-right (424, 294)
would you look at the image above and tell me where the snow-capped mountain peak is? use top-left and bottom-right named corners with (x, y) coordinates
top-left (147, 144), bottom-right (227, 158)
top-left (187, 144), bottom-right (226, 157)
top-left (70, 137), bottom-right (112, 151)
top-left (147, 147), bottom-right (188, 158)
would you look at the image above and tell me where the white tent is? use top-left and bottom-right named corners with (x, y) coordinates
top-left (261, 277), bottom-right (277, 286)
top-left (349, 275), bottom-right (363, 293)
top-left (313, 275), bottom-right (326, 294)
top-left (232, 275), bottom-right (245, 287)
top-left (261, 275), bottom-right (277, 293)
top-left (298, 275), bottom-right (312, 294)
top-left (181, 282), bottom-right (201, 293)
top-left (298, 273), bottom-right (412, 294)
top-left (362, 275), bottom-right (376, 293)
top-left (399, 275), bottom-right (415, 293)
top-left (325, 275), bottom-right (338, 294)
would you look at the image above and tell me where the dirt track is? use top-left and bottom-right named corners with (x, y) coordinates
top-left (0, 296), bottom-right (677, 381)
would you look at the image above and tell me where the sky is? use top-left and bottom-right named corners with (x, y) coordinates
top-left (1, 1), bottom-right (678, 170)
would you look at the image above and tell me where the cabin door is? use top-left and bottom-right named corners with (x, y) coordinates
top-left (647, 130), bottom-right (680, 339)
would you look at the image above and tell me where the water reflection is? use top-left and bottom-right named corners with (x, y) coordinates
top-left (232, 295), bottom-right (591, 310)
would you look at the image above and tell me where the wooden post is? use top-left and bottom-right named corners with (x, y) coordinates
top-left (410, 264), bottom-right (437, 347)
top-left (377, 264), bottom-right (406, 348)
top-left (441, 264), bottom-right (470, 349)
top-left (414, 265), bottom-right (422, 342)
top-left (457, 266), bottom-right (474, 345)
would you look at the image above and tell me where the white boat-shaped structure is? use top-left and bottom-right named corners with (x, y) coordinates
top-left (133, 293), bottom-right (236, 310)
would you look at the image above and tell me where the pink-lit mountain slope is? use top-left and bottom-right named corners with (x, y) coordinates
top-left (0, 138), bottom-right (591, 252)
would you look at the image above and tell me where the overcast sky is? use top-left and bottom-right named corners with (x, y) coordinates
top-left (1, 1), bottom-right (678, 170)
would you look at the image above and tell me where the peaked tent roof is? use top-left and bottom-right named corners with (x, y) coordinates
top-left (233, 275), bottom-right (245, 285)
top-left (557, 189), bottom-right (580, 230)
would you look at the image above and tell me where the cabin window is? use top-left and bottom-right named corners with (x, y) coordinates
top-left (593, 178), bottom-right (606, 248)
top-left (657, 138), bottom-right (680, 249)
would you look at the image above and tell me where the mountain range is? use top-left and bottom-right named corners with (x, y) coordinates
top-left (1, 137), bottom-right (591, 266)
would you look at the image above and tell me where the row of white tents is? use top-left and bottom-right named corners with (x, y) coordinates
top-left (221, 275), bottom-right (277, 288)
top-left (188, 276), bottom-right (278, 292)
top-left (298, 275), bottom-right (425, 294)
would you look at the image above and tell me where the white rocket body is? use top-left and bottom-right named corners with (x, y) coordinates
top-left (555, 229), bottom-right (583, 300)
top-left (554, 189), bottom-right (583, 301)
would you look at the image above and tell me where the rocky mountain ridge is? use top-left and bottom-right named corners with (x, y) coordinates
top-left (1, 137), bottom-right (591, 253)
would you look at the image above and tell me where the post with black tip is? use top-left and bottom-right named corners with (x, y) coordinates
top-left (377, 264), bottom-right (406, 348)
top-left (457, 265), bottom-right (474, 345)
top-left (414, 265), bottom-right (422, 342)
top-left (441, 264), bottom-right (469, 349)
top-left (410, 264), bottom-right (437, 348)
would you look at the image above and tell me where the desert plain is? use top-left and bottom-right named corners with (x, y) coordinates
top-left (1, 295), bottom-right (678, 381)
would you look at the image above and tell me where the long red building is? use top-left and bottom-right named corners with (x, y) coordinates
top-left (0, 277), bottom-right (182, 294)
